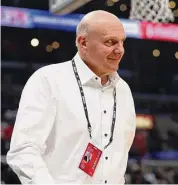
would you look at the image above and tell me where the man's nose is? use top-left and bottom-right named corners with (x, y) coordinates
top-left (114, 42), bottom-right (124, 54)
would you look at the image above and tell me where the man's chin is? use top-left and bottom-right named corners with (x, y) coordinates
top-left (110, 64), bottom-right (119, 72)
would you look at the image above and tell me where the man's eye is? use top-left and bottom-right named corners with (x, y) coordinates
top-left (105, 40), bottom-right (114, 46)
top-left (108, 40), bottom-right (114, 43)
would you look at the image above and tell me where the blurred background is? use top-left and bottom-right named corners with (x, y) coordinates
top-left (1, 0), bottom-right (178, 184)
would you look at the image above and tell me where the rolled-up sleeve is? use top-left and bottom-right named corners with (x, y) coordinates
top-left (6, 68), bottom-right (56, 184)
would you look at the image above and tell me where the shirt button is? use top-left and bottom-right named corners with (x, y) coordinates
top-left (104, 110), bottom-right (107, 114)
top-left (105, 180), bottom-right (107, 183)
top-left (104, 133), bottom-right (108, 137)
top-left (105, 156), bottom-right (108, 160)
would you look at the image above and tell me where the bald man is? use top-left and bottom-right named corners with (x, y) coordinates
top-left (7, 10), bottom-right (136, 184)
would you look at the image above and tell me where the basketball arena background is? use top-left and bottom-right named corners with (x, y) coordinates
top-left (1, 0), bottom-right (178, 184)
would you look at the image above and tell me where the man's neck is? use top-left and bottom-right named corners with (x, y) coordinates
top-left (101, 75), bottom-right (109, 85)
top-left (79, 53), bottom-right (109, 85)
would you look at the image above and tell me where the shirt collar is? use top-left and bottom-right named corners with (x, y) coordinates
top-left (74, 53), bottom-right (95, 85)
top-left (73, 52), bottom-right (120, 86)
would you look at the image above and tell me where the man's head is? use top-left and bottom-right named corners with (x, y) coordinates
top-left (76, 10), bottom-right (126, 77)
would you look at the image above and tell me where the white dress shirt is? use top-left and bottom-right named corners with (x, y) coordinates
top-left (7, 53), bottom-right (136, 184)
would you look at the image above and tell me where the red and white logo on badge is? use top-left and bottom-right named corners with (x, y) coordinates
top-left (79, 143), bottom-right (102, 177)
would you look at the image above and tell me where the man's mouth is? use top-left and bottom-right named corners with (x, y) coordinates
top-left (108, 57), bottom-right (121, 61)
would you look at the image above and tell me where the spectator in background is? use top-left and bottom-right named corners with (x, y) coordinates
top-left (174, 169), bottom-right (178, 183)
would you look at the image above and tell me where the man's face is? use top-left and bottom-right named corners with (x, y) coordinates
top-left (85, 21), bottom-right (125, 76)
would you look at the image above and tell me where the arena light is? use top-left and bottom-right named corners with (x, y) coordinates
top-left (52, 41), bottom-right (60, 49)
top-left (46, 45), bottom-right (53, 52)
top-left (106, 0), bottom-right (115, 6)
top-left (136, 114), bottom-right (153, 129)
top-left (173, 9), bottom-right (178, 17)
top-left (120, 4), bottom-right (127, 11)
top-left (31, 38), bottom-right (39, 47)
top-left (153, 49), bottom-right (160, 57)
top-left (112, 0), bottom-right (120, 2)
top-left (175, 52), bottom-right (178, 59)
top-left (169, 1), bottom-right (176, 9)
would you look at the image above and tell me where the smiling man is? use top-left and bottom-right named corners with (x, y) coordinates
top-left (76, 10), bottom-right (126, 85)
top-left (7, 10), bottom-right (136, 184)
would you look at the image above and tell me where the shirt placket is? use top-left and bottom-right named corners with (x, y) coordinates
top-left (100, 86), bottom-right (114, 184)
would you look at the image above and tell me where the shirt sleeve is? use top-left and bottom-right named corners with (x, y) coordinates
top-left (6, 68), bottom-right (56, 184)
top-left (125, 88), bottom-right (136, 152)
top-left (120, 88), bottom-right (136, 181)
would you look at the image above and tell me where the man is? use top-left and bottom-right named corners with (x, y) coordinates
top-left (7, 10), bottom-right (136, 184)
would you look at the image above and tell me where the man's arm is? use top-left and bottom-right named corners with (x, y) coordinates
top-left (125, 89), bottom-right (136, 151)
top-left (7, 68), bottom-right (56, 184)
top-left (120, 87), bottom-right (136, 183)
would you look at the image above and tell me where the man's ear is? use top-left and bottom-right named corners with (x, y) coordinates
top-left (77, 35), bottom-right (87, 49)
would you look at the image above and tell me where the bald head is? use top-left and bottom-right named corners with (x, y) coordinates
top-left (75, 10), bottom-right (126, 77)
top-left (76, 10), bottom-right (122, 37)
